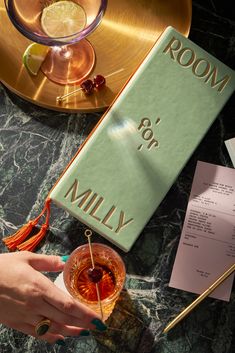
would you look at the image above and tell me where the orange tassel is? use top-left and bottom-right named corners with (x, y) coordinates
top-left (17, 199), bottom-right (51, 252)
top-left (17, 224), bottom-right (48, 252)
top-left (2, 220), bottom-right (37, 251)
top-left (3, 199), bottom-right (51, 252)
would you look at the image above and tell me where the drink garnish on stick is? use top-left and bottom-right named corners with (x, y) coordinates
top-left (84, 229), bottom-right (126, 332)
top-left (84, 230), bottom-right (124, 330)
top-left (84, 229), bottom-right (104, 320)
top-left (56, 68), bottom-right (124, 103)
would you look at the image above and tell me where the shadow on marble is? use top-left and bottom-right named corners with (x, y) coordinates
top-left (92, 289), bottom-right (155, 353)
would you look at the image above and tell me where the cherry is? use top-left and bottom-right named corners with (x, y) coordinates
top-left (57, 74), bottom-right (107, 103)
top-left (93, 75), bottom-right (106, 90)
top-left (80, 75), bottom-right (106, 95)
top-left (87, 267), bottom-right (103, 283)
top-left (80, 79), bottom-right (94, 95)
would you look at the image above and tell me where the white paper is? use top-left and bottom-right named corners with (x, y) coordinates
top-left (169, 161), bottom-right (235, 301)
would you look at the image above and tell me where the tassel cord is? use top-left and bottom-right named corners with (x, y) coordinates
top-left (17, 199), bottom-right (51, 252)
top-left (3, 199), bottom-right (51, 252)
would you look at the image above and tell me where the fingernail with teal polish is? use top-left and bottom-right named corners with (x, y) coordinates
top-left (61, 255), bottom-right (69, 263)
top-left (91, 318), bottom-right (107, 331)
top-left (55, 339), bottom-right (66, 346)
top-left (80, 330), bottom-right (90, 336)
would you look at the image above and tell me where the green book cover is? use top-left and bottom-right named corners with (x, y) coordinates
top-left (50, 26), bottom-right (235, 252)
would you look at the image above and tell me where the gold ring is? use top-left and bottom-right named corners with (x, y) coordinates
top-left (35, 318), bottom-right (51, 336)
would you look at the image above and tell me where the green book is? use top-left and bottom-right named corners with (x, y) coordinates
top-left (50, 26), bottom-right (235, 252)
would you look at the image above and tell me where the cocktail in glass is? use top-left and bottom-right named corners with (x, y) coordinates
top-left (63, 243), bottom-right (126, 321)
top-left (5, 0), bottom-right (108, 84)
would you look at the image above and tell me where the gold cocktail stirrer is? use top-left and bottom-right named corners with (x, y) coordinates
top-left (163, 263), bottom-right (235, 334)
top-left (84, 229), bottom-right (125, 333)
top-left (84, 229), bottom-right (104, 321)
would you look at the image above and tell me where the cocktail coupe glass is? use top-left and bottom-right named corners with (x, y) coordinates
top-left (4, 0), bottom-right (108, 85)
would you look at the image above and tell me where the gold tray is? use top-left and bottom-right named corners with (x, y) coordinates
top-left (0, 0), bottom-right (192, 113)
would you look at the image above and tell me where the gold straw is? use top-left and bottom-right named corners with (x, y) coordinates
top-left (163, 263), bottom-right (235, 334)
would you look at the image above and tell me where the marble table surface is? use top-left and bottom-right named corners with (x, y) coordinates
top-left (0, 1), bottom-right (234, 352)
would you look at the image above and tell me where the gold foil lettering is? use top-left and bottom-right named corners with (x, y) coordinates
top-left (137, 117), bottom-right (161, 151)
top-left (138, 117), bottom-right (151, 130)
top-left (177, 47), bottom-right (195, 67)
top-left (163, 36), bottom-right (181, 59)
top-left (155, 117), bottom-right (161, 125)
top-left (137, 116), bottom-right (161, 151)
top-left (83, 193), bottom-right (98, 212)
top-left (205, 66), bottom-right (230, 92)
top-left (64, 179), bottom-right (92, 208)
top-left (142, 128), bottom-right (153, 141)
top-left (163, 36), bottom-right (230, 93)
top-left (147, 139), bottom-right (159, 149)
top-left (192, 58), bottom-right (210, 77)
top-left (89, 197), bottom-right (104, 221)
top-left (64, 179), bottom-right (134, 235)
top-left (101, 206), bottom-right (116, 230)
top-left (115, 211), bottom-right (133, 234)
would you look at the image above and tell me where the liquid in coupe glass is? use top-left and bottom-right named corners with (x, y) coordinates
top-left (63, 243), bottom-right (126, 320)
top-left (5, 0), bottom-right (107, 84)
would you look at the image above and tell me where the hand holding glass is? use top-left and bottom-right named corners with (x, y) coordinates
top-left (63, 243), bottom-right (126, 321)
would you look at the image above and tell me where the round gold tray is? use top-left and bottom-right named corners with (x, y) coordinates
top-left (0, 0), bottom-right (192, 113)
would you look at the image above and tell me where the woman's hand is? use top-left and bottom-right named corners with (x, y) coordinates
top-left (0, 251), bottom-right (106, 343)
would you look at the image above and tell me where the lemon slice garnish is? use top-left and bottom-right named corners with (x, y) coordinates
top-left (41, 0), bottom-right (86, 38)
top-left (23, 43), bottom-right (49, 76)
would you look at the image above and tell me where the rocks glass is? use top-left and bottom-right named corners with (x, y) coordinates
top-left (63, 243), bottom-right (126, 320)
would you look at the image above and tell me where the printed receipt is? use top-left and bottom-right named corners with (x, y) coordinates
top-left (169, 161), bottom-right (235, 301)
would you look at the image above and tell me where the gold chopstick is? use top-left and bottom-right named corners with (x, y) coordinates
top-left (163, 263), bottom-right (235, 334)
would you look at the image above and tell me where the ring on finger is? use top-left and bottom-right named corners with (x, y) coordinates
top-left (35, 318), bottom-right (51, 336)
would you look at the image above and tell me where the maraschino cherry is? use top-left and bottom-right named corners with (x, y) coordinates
top-left (80, 79), bottom-right (94, 95)
top-left (93, 75), bottom-right (106, 90)
top-left (87, 267), bottom-right (103, 283)
top-left (81, 74), bottom-right (106, 95)
top-left (57, 74), bottom-right (106, 102)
